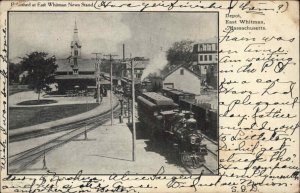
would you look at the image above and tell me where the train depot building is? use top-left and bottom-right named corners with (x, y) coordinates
top-left (54, 21), bottom-right (98, 94)
top-left (54, 21), bottom-right (123, 94)
top-left (54, 21), bottom-right (149, 94)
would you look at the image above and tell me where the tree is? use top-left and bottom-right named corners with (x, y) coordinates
top-left (9, 62), bottom-right (22, 84)
top-left (153, 81), bottom-right (158, 92)
top-left (166, 40), bottom-right (195, 67)
top-left (20, 52), bottom-right (57, 101)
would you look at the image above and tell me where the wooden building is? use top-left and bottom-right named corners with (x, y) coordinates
top-left (162, 65), bottom-right (202, 95)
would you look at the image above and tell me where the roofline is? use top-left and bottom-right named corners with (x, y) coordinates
top-left (162, 65), bottom-right (201, 80)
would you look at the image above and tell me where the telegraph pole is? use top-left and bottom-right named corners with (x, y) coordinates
top-left (104, 54), bottom-right (118, 125)
top-left (131, 57), bottom-right (136, 161)
top-left (92, 53), bottom-right (101, 104)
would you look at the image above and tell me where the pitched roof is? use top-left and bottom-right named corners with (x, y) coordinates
top-left (142, 92), bottom-right (176, 106)
top-left (55, 74), bottom-right (95, 80)
top-left (162, 65), bottom-right (201, 80)
top-left (56, 58), bottom-right (95, 72)
top-left (195, 37), bottom-right (218, 44)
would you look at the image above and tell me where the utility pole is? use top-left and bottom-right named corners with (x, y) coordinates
top-left (104, 54), bottom-right (118, 126)
top-left (85, 91), bottom-right (88, 140)
top-left (131, 57), bottom-right (136, 161)
top-left (92, 53), bottom-right (101, 104)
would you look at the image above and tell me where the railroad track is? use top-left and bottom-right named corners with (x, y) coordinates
top-left (176, 135), bottom-right (218, 175)
top-left (206, 147), bottom-right (218, 158)
top-left (180, 150), bottom-right (217, 175)
top-left (202, 135), bottom-right (218, 158)
top-left (203, 135), bottom-right (218, 145)
top-left (183, 163), bottom-right (215, 175)
top-left (9, 104), bottom-right (119, 142)
top-left (9, 107), bottom-right (120, 173)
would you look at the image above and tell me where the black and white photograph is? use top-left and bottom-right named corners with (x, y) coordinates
top-left (8, 12), bottom-right (218, 175)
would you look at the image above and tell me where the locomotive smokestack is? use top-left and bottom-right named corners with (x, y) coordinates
top-left (123, 44), bottom-right (125, 61)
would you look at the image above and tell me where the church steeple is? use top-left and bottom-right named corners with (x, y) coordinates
top-left (70, 20), bottom-right (81, 75)
top-left (71, 20), bottom-right (81, 59)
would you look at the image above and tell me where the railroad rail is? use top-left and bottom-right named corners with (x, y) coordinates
top-left (179, 135), bottom-right (218, 175)
top-left (9, 106), bottom-right (120, 173)
top-left (183, 164), bottom-right (215, 175)
top-left (202, 135), bottom-right (218, 158)
top-left (181, 151), bottom-right (216, 175)
top-left (206, 146), bottom-right (218, 158)
top-left (9, 104), bottom-right (119, 142)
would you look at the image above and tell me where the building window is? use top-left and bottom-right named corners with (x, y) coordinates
top-left (204, 55), bottom-right (207, 61)
top-left (74, 59), bottom-right (77, 66)
top-left (164, 83), bottom-right (174, 89)
top-left (180, 69), bottom-right (184, 75)
top-left (203, 44), bottom-right (207, 51)
top-left (199, 44), bottom-right (203, 51)
top-left (207, 44), bottom-right (212, 51)
top-left (212, 44), bottom-right (216, 51)
top-left (74, 50), bottom-right (78, 56)
top-left (209, 55), bottom-right (212, 61)
top-left (200, 55), bottom-right (203, 61)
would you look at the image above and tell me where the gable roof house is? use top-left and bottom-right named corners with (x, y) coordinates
top-left (162, 65), bottom-right (202, 95)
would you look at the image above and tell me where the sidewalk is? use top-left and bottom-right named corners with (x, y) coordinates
top-left (9, 92), bottom-right (119, 137)
top-left (21, 118), bottom-right (185, 175)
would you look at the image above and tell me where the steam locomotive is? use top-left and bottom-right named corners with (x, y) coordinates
top-left (137, 92), bottom-right (208, 168)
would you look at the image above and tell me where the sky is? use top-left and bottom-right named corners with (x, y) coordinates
top-left (9, 12), bottom-right (217, 75)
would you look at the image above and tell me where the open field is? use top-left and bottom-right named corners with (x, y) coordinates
top-left (9, 103), bottom-right (99, 129)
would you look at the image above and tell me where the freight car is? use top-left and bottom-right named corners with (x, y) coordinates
top-left (162, 87), bottom-right (196, 104)
top-left (137, 92), bottom-right (208, 168)
top-left (162, 87), bottom-right (218, 141)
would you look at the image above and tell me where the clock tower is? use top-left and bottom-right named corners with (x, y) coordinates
top-left (70, 20), bottom-right (81, 74)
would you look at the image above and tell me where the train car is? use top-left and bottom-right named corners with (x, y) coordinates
top-left (137, 92), bottom-right (178, 132)
top-left (162, 88), bottom-right (196, 104)
top-left (137, 92), bottom-right (208, 168)
top-left (162, 87), bottom-right (218, 141)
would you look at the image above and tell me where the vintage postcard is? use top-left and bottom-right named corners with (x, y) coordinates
top-left (0, 1), bottom-right (299, 193)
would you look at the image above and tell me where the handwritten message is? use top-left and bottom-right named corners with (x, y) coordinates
top-left (0, 19), bottom-right (8, 172)
top-left (217, 4), bottom-right (299, 192)
top-left (9, 0), bottom-right (290, 15)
